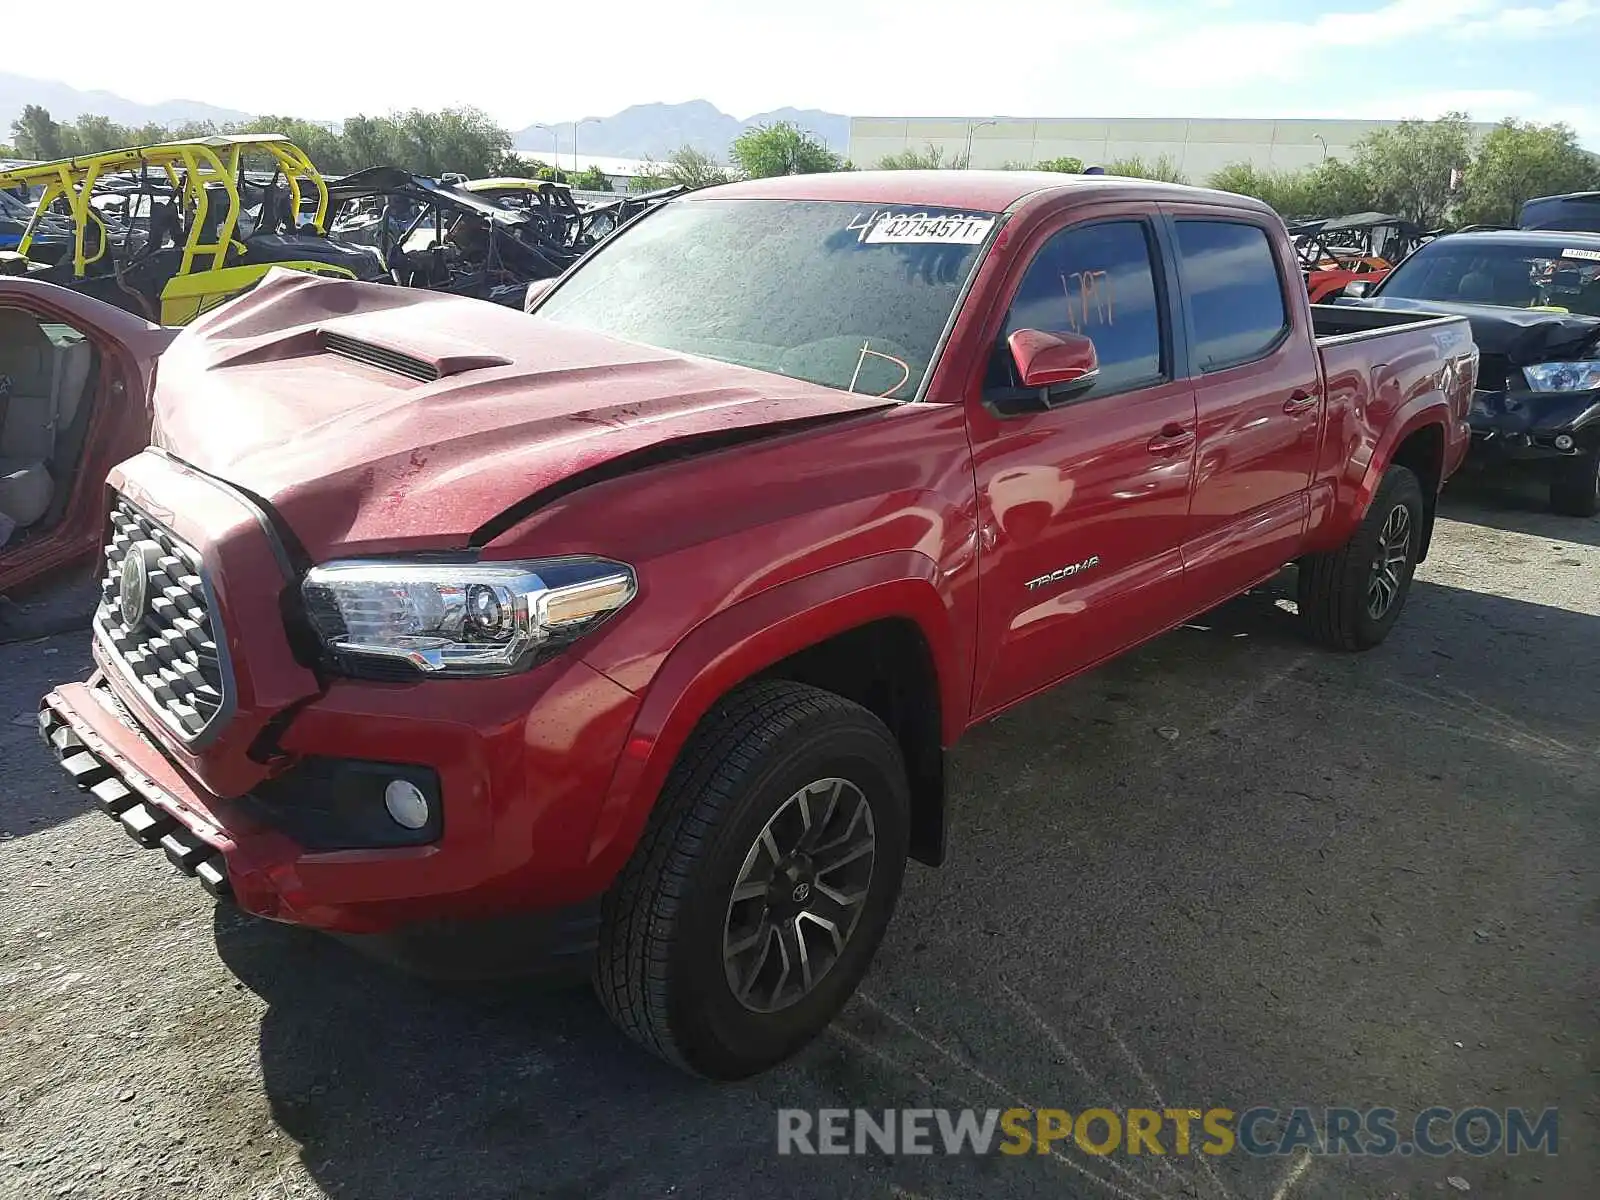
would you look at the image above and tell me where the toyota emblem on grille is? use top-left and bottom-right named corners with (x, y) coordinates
top-left (119, 546), bottom-right (150, 627)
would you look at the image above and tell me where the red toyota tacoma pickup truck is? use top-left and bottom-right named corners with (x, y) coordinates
top-left (37, 173), bottom-right (1476, 1078)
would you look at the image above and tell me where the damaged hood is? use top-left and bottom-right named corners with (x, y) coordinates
top-left (1350, 295), bottom-right (1600, 363)
top-left (152, 271), bottom-right (898, 560)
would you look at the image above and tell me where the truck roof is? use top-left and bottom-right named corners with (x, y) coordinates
top-left (695, 170), bottom-right (1271, 215)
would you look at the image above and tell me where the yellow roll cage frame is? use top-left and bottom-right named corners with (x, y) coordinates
top-left (0, 134), bottom-right (330, 279)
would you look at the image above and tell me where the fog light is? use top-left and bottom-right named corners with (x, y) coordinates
top-left (383, 779), bottom-right (431, 830)
top-left (1555, 434), bottom-right (1575, 451)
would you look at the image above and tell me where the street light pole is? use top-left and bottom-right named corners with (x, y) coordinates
top-left (964, 120), bottom-right (998, 168)
top-left (531, 124), bottom-right (559, 171)
top-left (1314, 134), bottom-right (1329, 161)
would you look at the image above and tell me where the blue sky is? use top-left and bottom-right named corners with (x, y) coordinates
top-left (50, 0), bottom-right (1600, 143)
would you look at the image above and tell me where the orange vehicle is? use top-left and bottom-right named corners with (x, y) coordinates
top-left (1292, 212), bottom-right (1421, 304)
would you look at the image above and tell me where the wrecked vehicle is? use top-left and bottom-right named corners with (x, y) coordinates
top-left (1290, 212), bottom-right (1420, 303)
top-left (327, 167), bottom-right (574, 306)
top-left (461, 177), bottom-right (684, 253)
top-left (1343, 229), bottom-right (1600, 514)
top-left (460, 176), bottom-right (588, 237)
top-left (0, 135), bottom-right (385, 325)
top-left (574, 184), bottom-right (684, 242)
top-left (0, 280), bottom-right (173, 592)
top-left (1518, 191), bottom-right (1600, 233)
top-left (1, 188), bottom-right (34, 251)
top-left (37, 173), bottom-right (1473, 1078)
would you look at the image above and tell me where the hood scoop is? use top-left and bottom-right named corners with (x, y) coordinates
top-left (319, 330), bottom-right (511, 383)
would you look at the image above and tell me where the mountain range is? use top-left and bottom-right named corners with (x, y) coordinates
top-left (1, 73), bottom-right (849, 161)
top-left (512, 101), bottom-right (850, 160)
top-left (0, 72), bottom-right (252, 136)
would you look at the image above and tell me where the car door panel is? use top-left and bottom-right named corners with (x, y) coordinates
top-left (1162, 210), bottom-right (1323, 602)
top-left (966, 212), bottom-right (1197, 718)
top-left (969, 381), bottom-right (1196, 717)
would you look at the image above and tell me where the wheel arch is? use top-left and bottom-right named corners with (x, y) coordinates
top-left (1388, 419), bottom-right (1446, 561)
top-left (1318, 397), bottom-right (1451, 560)
top-left (585, 551), bottom-right (968, 882)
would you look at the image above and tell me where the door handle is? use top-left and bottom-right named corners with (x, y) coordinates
top-left (1283, 389), bottom-right (1318, 415)
top-left (1147, 424), bottom-right (1195, 456)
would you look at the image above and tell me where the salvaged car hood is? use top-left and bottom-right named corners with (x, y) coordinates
top-left (152, 271), bottom-right (899, 560)
top-left (1352, 295), bottom-right (1600, 363)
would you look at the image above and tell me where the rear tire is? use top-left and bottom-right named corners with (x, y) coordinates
top-left (594, 680), bottom-right (909, 1079)
top-left (1298, 465), bottom-right (1424, 651)
top-left (1549, 447), bottom-right (1600, 517)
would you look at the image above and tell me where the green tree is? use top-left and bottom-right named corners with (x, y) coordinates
top-left (1457, 119), bottom-right (1600, 226)
top-left (629, 159), bottom-right (677, 191)
top-left (662, 146), bottom-right (734, 190)
top-left (228, 115), bottom-right (350, 172)
top-left (339, 115), bottom-right (391, 173)
top-left (519, 159), bottom-right (566, 183)
top-left (1304, 158), bottom-right (1375, 217)
top-left (10, 105), bottom-right (69, 160)
top-left (1103, 154), bottom-right (1189, 184)
top-left (1350, 112), bottom-right (1472, 227)
top-left (1001, 155), bottom-right (1085, 173)
top-left (731, 121), bottom-right (843, 177)
top-left (570, 164), bottom-right (614, 192)
top-left (877, 143), bottom-right (965, 170)
top-left (1033, 155), bottom-right (1085, 174)
top-left (70, 114), bottom-right (131, 154)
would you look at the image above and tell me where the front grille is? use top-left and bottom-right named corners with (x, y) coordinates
top-left (95, 497), bottom-right (229, 743)
top-left (321, 331), bottom-right (439, 382)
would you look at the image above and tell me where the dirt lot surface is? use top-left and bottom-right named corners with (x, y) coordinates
top-left (1, 477), bottom-right (1594, 1200)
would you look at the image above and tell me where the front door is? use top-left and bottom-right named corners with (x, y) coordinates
top-left (0, 279), bottom-right (169, 594)
top-left (1162, 212), bottom-right (1323, 601)
top-left (968, 214), bottom-right (1198, 718)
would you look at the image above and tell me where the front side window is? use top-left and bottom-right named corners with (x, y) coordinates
top-left (993, 220), bottom-right (1166, 398)
top-left (538, 199), bottom-right (997, 400)
top-left (1175, 221), bottom-right (1290, 371)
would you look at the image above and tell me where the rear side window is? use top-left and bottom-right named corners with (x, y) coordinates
top-left (1175, 221), bottom-right (1289, 371)
top-left (996, 220), bottom-right (1166, 397)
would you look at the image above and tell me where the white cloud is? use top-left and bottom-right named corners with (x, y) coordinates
top-left (1452, 0), bottom-right (1597, 35)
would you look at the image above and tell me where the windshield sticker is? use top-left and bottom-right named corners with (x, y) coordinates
top-left (856, 211), bottom-right (996, 245)
top-left (1561, 247), bottom-right (1600, 262)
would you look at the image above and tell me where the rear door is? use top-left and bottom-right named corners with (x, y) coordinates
top-left (1161, 209), bottom-right (1323, 601)
top-left (967, 208), bottom-right (1198, 717)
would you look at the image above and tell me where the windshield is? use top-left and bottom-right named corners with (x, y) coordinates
top-left (537, 199), bottom-right (997, 399)
top-left (1379, 240), bottom-right (1600, 317)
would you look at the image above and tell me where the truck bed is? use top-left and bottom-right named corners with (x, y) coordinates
top-left (1309, 302), bottom-right (1463, 342)
top-left (1311, 302), bottom-right (1475, 412)
top-left (1305, 302), bottom-right (1477, 549)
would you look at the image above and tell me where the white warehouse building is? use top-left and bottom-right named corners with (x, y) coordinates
top-left (849, 117), bottom-right (1497, 180)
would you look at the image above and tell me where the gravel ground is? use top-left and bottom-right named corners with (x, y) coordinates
top-left (0, 476), bottom-right (1594, 1200)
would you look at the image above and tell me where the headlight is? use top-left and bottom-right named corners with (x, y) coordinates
top-left (301, 557), bottom-right (635, 677)
top-left (1522, 362), bottom-right (1600, 392)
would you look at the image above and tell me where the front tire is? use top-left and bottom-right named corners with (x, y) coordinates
top-left (1549, 447), bottom-right (1600, 517)
top-left (1298, 464), bottom-right (1424, 651)
top-left (594, 681), bottom-right (910, 1079)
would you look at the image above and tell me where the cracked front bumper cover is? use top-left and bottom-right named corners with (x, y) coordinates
top-left (38, 694), bottom-right (232, 900)
top-left (1468, 386), bottom-right (1600, 461)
